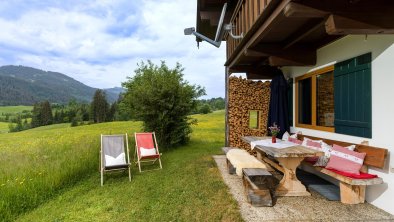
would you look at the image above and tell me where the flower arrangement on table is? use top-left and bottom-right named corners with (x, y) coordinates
top-left (268, 123), bottom-right (280, 143)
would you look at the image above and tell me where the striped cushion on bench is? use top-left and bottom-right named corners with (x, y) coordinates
top-left (326, 168), bottom-right (378, 179)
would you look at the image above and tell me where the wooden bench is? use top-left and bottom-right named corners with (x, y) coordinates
top-left (242, 168), bottom-right (278, 207)
top-left (298, 135), bottom-right (388, 204)
top-left (222, 147), bottom-right (277, 206)
top-left (222, 147), bottom-right (237, 174)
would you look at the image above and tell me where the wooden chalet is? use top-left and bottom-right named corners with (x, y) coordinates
top-left (195, 0), bottom-right (394, 215)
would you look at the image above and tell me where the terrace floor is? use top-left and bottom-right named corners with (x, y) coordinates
top-left (213, 155), bottom-right (394, 222)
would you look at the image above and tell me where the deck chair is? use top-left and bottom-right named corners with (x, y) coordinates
top-left (134, 132), bottom-right (162, 172)
top-left (100, 134), bottom-right (131, 186)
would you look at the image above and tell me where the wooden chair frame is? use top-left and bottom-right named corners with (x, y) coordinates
top-left (134, 132), bottom-right (163, 172)
top-left (100, 133), bottom-right (131, 186)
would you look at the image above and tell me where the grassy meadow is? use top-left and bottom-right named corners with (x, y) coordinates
top-left (0, 122), bottom-right (9, 133)
top-left (0, 106), bottom-right (33, 133)
top-left (0, 110), bottom-right (242, 221)
top-left (0, 106), bottom-right (33, 114)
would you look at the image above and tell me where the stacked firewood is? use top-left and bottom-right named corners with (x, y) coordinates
top-left (228, 76), bottom-right (271, 153)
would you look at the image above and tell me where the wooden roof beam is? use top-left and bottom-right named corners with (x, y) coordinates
top-left (284, 19), bottom-right (325, 49)
top-left (283, 2), bottom-right (328, 18)
top-left (325, 14), bottom-right (394, 35)
top-left (246, 72), bottom-right (277, 80)
top-left (252, 44), bottom-right (317, 66)
top-left (247, 65), bottom-right (281, 80)
top-left (268, 56), bottom-right (314, 66)
top-left (230, 65), bottom-right (279, 74)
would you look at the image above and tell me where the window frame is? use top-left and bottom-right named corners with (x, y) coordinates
top-left (295, 65), bottom-right (335, 132)
top-left (248, 110), bottom-right (261, 130)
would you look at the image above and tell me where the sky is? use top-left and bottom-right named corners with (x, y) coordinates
top-left (0, 0), bottom-right (227, 98)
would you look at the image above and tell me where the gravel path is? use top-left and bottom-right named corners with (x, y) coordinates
top-left (213, 155), bottom-right (394, 222)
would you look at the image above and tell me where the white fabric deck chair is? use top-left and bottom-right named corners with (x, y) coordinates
top-left (134, 132), bottom-right (162, 172)
top-left (100, 134), bottom-right (131, 186)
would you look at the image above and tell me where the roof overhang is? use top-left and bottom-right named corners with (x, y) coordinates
top-left (195, 0), bottom-right (394, 79)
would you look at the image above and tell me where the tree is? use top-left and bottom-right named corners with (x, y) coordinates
top-left (90, 89), bottom-right (109, 123)
top-left (31, 101), bottom-right (53, 128)
top-left (40, 101), bottom-right (53, 126)
top-left (114, 94), bottom-right (133, 121)
top-left (8, 114), bottom-right (23, 132)
top-left (107, 102), bottom-right (117, 122)
top-left (22, 118), bottom-right (30, 130)
top-left (31, 103), bottom-right (42, 127)
top-left (122, 60), bottom-right (205, 148)
top-left (53, 110), bottom-right (60, 123)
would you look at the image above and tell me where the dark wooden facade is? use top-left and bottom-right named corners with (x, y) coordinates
top-left (197, 0), bottom-right (394, 79)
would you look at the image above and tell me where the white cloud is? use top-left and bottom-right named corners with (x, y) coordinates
top-left (0, 0), bottom-right (226, 98)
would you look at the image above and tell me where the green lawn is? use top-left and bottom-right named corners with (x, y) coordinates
top-left (0, 110), bottom-right (242, 221)
top-left (0, 106), bottom-right (33, 114)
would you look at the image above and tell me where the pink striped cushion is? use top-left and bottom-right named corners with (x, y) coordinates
top-left (303, 139), bottom-right (322, 162)
top-left (306, 140), bottom-right (322, 150)
top-left (325, 144), bottom-right (366, 175)
top-left (288, 137), bottom-right (302, 144)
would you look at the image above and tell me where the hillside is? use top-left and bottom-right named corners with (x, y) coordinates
top-left (0, 65), bottom-right (120, 105)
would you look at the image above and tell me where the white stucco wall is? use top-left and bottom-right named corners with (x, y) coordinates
top-left (282, 35), bottom-right (394, 214)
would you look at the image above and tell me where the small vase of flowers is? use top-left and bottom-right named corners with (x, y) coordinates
top-left (269, 123), bottom-right (280, 143)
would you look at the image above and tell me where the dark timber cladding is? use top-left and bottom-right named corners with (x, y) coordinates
top-left (196, 0), bottom-right (394, 79)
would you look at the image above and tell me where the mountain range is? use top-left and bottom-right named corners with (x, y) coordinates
top-left (0, 65), bottom-right (124, 105)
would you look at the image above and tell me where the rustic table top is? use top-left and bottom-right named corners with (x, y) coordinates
top-left (242, 136), bottom-right (324, 158)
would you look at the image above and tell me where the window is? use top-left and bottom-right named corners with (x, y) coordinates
top-left (295, 53), bottom-right (372, 138)
top-left (295, 66), bottom-right (335, 132)
top-left (249, 110), bottom-right (260, 129)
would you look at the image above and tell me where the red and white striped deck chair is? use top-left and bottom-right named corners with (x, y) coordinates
top-left (134, 132), bottom-right (162, 172)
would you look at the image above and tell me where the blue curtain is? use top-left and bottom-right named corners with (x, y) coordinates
top-left (267, 70), bottom-right (289, 138)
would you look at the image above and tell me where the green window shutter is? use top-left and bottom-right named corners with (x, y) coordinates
top-left (334, 53), bottom-right (372, 138)
top-left (288, 78), bottom-right (293, 126)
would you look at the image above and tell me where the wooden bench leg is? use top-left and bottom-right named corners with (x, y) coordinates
top-left (242, 169), bottom-right (274, 207)
top-left (226, 158), bottom-right (236, 175)
top-left (339, 182), bottom-right (366, 204)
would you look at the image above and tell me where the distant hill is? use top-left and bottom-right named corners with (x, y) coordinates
top-left (104, 87), bottom-right (126, 100)
top-left (0, 65), bottom-right (121, 105)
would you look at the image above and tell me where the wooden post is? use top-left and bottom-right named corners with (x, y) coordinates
top-left (339, 182), bottom-right (366, 204)
top-left (225, 66), bottom-right (230, 146)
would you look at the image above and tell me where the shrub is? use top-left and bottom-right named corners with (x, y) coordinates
top-left (199, 104), bottom-right (212, 114)
top-left (70, 118), bottom-right (78, 127)
top-left (122, 60), bottom-right (205, 148)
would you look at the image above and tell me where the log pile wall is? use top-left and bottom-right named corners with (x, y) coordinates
top-left (228, 76), bottom-right (271, 153)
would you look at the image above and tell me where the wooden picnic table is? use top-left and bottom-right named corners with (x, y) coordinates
top-left (242, 136), bottom-right (324, 197)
